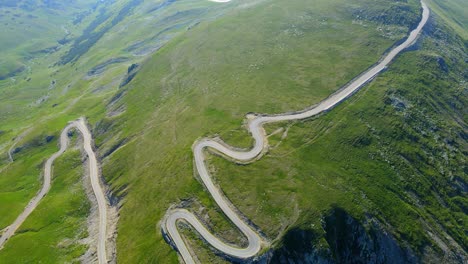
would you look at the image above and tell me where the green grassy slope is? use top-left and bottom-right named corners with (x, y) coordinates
top-left (0, 0), bottom-right (232, 135)
top-left (0, 0), bottom-right (232, 228)
top-left (90, 0), bottom-right (442, 262)
top-left (426, 0), bottom-right (467, 39)
top-left (0, 0), bottom-right (234, 262)
top-left (218, 17), bottom-right (467, 262)
top-left (0, 147), bottom-right (90, 263)
top-left (0, 0), bottom-right (98, 78)
top-left (216, 4), bottom-right (468, 262)
top-left (0, 0), bottom-right (465, 263)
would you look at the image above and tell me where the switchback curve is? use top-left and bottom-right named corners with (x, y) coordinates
top-left (0, 118), bottom-right (109, 264)
top-left (162, 1), bottom-right (429, 263)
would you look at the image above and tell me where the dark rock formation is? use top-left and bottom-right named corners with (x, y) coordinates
top-left (87, 57), bottom-right (128, 77)
top-left (267, 208), bottom-right (418, 264)
top-left (324, 208), bottom-right (417, 264)
top-left (119, 63), bottom-right (140, 88)
top-left (0, 66), bottom-right (26, 80)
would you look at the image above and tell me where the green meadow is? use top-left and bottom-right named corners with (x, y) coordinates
top-left (0, 148), bottom-right (90, 263)
top-left (0, 0), bottom-right (466, 263)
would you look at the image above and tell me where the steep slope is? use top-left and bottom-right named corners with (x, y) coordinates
top-left (0, 0), bottom-right (465, 263)
top-left (90, 0), bottom-right (449, 262)
top-left (0, 0), bottom-right (97, 78)
top-left (161, 3), bottom-right (429, 262)
top-left (266, 15), bottom-right (467, 262)
top-left (425, 0), bottom-right (467, 39)
top-left (0, 0), bottom-right (234, 262)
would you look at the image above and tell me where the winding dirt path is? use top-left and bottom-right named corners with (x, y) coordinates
top-left (0, 118), bottom-right (109, 264)
top-left (162, 1), bottom-right (429, 263)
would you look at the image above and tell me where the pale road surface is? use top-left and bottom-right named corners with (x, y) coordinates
top-left (0, 118), bottom-right (109, 264)
top-left (163, 1), bottom-right (430, 264)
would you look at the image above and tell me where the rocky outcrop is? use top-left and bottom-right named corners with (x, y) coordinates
top-left (323, 208), bottom-right (418, 264)
top-left (268, 208), bottom-right (418, 264)
top-left (119, 63), bottom-right (140, 88)
top-left (267, 228), bottom-right (334, 264)
top-left (0, 66), bottom-right (25, 80)
top-left (87, 57), bottom-right (129, 77)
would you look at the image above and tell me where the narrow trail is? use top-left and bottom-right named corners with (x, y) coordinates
top-left (0, 118), bottom-right (109, 264)
top-left (162, 1), bottom-right (430, 263)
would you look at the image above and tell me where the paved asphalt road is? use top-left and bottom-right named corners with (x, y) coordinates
top-left (163, 1), bottom-right (429, 263)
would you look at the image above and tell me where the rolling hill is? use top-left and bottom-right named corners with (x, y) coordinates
top-left (0, 0), bottom-right (466, 263)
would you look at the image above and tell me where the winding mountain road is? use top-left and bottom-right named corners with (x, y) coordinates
top-left (0, 118), bottom-right (109, 264)
top-left (162, 1), bottom-right (429, 263)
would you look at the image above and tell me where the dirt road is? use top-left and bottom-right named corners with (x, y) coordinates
top-left (0, 118), bottom-right (109, 264)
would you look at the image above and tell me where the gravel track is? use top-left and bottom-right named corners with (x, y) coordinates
top-left (0, 118), bottom-right (109, 264)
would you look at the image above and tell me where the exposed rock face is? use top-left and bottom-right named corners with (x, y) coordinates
top-left (87, 57), bottom-right (129, 77)
top-left (268, 228), bottom-right (334, 264)
top-left (119, 63), bottom-right (140, 88)
top-left (267, 208), bottom-right (418, 264)
top-left (323, 208), bottom-right (417, 264)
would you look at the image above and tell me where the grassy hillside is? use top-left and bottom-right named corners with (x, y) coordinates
top-left (0, 0), bottom-right (465, 263)
top-left (426, 0), bottom-right (467, 39)
top-left (217, 15), bottom-right (467, 262)
top-left (0, 0), bottom-right (98, 78)
top-left (91, 0), bottom-right (441, 262)
top-left (0, 0), bottom-right (234, 262)
top-left (0, 147), bottom-right (90, 263)
top-left (0, 0), bottom-right (232, 222)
